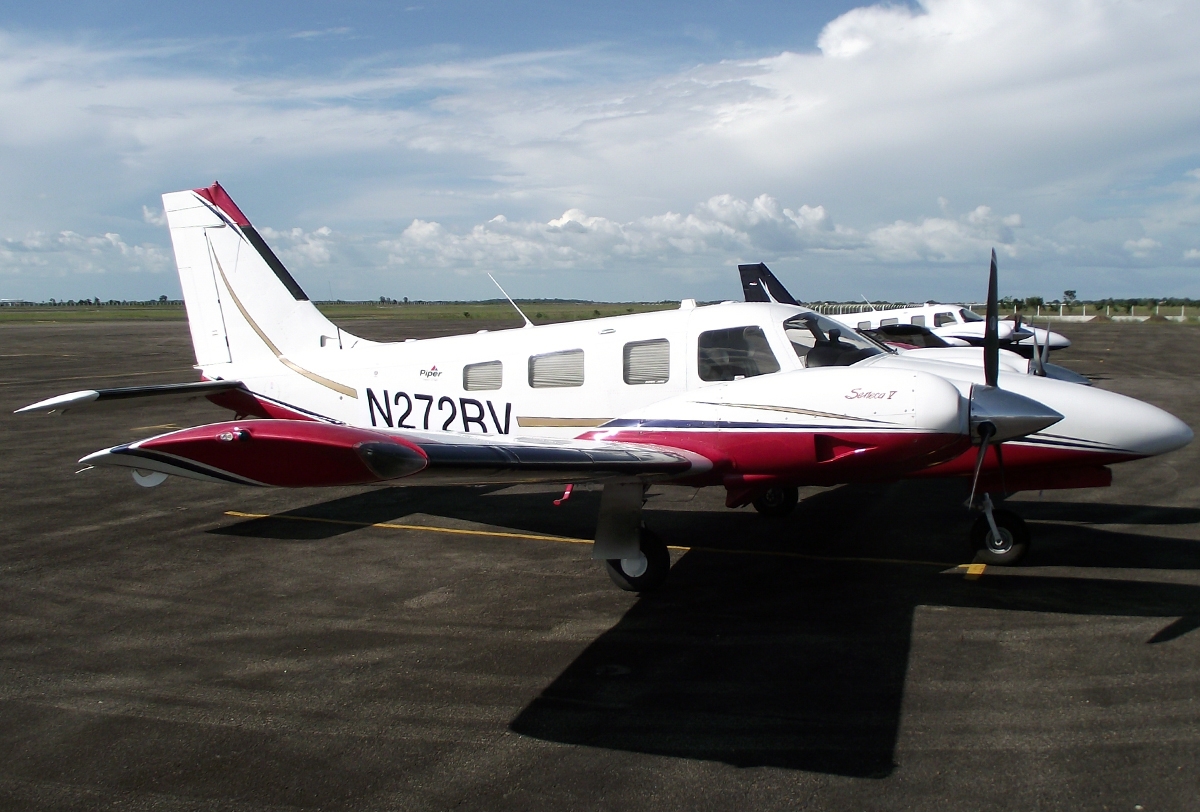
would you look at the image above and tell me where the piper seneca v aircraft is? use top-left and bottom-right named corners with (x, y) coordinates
top-left (17, 183), bottom-right (1193, 592)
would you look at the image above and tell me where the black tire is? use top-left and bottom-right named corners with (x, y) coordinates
top-left (605, 528), bottom-right (671, 592)
top-left (752, 485), bottom-right (799, 517)
top-left (970, 508), bottom-right (1030, 565)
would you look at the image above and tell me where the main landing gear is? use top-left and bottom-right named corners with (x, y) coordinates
top-left (593, 480), bottom-right (672, 592)
top-left (604, 528), bottom-right (671, 592)
top-left (752, 485), bottom-right (799, 517)
top-left (970, 493), bottom-right (1030, 565)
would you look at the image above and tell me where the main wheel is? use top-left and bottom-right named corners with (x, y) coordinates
top-left (605, 528), bottom-right (671, 592)
top-left (970, 508), bottom-right (1030, 565)
top-left (752, 485), bottom-right (799, 517)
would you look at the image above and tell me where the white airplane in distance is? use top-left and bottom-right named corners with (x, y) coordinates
top-left (739, 264), bottom-right (1091, 386)
top-left (827, 300), bottom-right (1071, 357)
top-left (17, 183), bottom-right (1193, 591)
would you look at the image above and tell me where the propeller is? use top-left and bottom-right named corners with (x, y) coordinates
top-left (966, 249), bottom-right (1063, 508)
top-left (1030, 317), bottom-right (1047, 376)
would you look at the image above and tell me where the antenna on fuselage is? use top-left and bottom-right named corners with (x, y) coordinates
top-left (860, 295), bottom-right (877, 312)
top-left (487, 273), bottom-right (534, 328)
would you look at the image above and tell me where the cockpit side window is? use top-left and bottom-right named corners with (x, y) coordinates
top-left (934, 311), bottom-right (957, 327)
top-left (697, 326), bottom-right (781, 382)
top-left (783, 312), bottom-right (885, 368)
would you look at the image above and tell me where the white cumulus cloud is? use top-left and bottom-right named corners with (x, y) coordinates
top-left (1, 0), bottom-right (1199, 300)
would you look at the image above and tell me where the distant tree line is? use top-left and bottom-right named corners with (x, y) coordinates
top-left (1, 295), bottom-right (181, 307)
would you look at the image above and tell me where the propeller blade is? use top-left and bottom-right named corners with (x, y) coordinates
top-left (984, 249), bottom-right (999, 387)
top-left (1031, 318), bottom-right (1046, 376)
top-left (995, 441), bottom-right (1008, 495)
top-left (967, 422), bottom-right (996, 508)
top-left (1041, 319), bottom-right (1052, 368)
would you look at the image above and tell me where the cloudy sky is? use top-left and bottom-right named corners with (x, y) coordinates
top-left (2, 0), bottom-right (1198, 303)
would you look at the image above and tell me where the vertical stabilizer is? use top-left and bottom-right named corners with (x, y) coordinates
top-left (738, 262), bottom-right (800, 306)
top-left (163, 183), bottom-right (359, 400)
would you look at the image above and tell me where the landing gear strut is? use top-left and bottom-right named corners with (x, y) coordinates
top-left (752, 485), bottom-right (799, 517)
top-left (970, 493), bottom-right (1030, 565)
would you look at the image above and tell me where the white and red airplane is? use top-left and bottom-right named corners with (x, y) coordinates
top-left (17, 183), bottom-right (1193, 590)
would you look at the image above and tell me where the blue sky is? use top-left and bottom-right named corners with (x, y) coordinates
top-left (2, 0), bottom-right (1199, 303)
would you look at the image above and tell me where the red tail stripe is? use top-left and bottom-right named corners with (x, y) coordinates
top-left (194, 181), bottom-right (251, 227)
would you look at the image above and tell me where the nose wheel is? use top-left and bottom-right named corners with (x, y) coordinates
top-left (752, 485), bottom-right (799, 517)
top-left (969, 500), bottom-right (1030, 565)
top-left (605, 528), bottom-right (671, 592)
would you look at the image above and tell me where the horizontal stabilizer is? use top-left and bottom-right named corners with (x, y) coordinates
top-left (16, 380), bottom-right (244, 415)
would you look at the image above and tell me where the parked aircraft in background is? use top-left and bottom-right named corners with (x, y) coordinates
top-left (827, 301), bottom-right (1070, 357)
top-left (739, 264), bottom-right (1091, 386)
top-left (17, 184), bottom-right (1192, 590)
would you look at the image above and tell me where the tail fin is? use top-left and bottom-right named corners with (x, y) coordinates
top-left (163, 183), bottom-right (353, 376)
top-left (737, 262), bottom-right (800, 306)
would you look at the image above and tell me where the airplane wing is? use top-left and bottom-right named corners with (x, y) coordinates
top-left (78, 419), bottom-right (713, 488)
top-left (15, 380), bottom-right (244, 415)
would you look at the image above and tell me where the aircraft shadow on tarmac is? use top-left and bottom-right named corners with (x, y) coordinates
top-left (214, 481), bottom-right (1200, 778)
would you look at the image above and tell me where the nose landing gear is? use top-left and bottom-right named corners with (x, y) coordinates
top-left (970, 493), bottom-right (1030, 565)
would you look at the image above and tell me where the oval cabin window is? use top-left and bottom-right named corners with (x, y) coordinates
top-left (463, 360), bottom-right (502, 391)
top-left (529, 349), bottom-right (585, 388)
top-left (623, 339), bottom-right (670, 385)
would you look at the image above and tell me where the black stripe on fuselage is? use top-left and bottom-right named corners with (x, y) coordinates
top-left (240, 225), bottom-right (309, 301)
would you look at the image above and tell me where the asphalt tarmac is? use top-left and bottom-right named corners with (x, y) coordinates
top-left (1, 318), bottom-right (1198, 811)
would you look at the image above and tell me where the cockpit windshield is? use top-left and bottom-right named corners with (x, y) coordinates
top-left (959, 308), bottom-right (984, 322)
top-left (783, 312), bottom-right (887, 367)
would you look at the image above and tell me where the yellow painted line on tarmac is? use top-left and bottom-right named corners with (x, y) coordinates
top-left (224, 511), bottom-right (590, 545)
top-left (223, 510), bottom-right (968, 569)
top-left (960, 562), bottom-right (988, 580)
top-left (130, 423), bottom-right (182, 432)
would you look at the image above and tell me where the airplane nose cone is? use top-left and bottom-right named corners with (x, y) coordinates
top-left (1124, 401), bottom-right (1193, 457)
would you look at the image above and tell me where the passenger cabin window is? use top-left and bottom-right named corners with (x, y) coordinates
top-left (880, 317), bottom-right (899, 326)
top-left (857, 320), bottom-right (872, 330)
top-left (911, 315), bottom-right (926, 326)
top-left (697, 326), bottom-right (780, 382)
top-left (783, 312), bottom-right (885, 368)
top-left (463, 360), bottom-right (502, 391)
top-left (934, 311), bottom-right (956, 327)
top-left (623, 339), bottom-right (670, 384)
top-left (959, 308), bottom-right (984, 322)
top-left (529, 349), bottom-right (584, 388)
